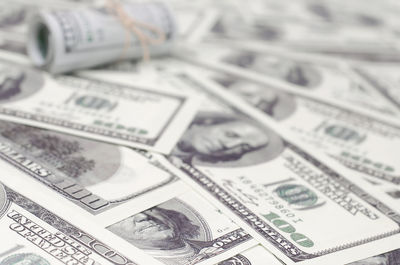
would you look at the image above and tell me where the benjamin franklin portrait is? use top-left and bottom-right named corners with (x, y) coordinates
top-left (171, 112), bottom-right (285, 167)
top-left (107, 199), bottom-right (212, 264)
top-left (223, 52), bottom-right (322, 89)
top-left (214, 76), bottom-right (297, 121)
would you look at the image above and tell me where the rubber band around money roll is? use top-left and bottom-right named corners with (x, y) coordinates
top-left (106, 0), bottom-right (166, 62)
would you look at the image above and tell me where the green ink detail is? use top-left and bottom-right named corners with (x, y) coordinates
top-left (75, 95), bottom-right (113, 110)
top-left (290, 233), bottom-right (314, 248)
top-left (275, 184), bottom-right (318, 207)
top-left (324, 125), bottom-right (365, 143)
top-left (385, 167), bottom-right (394, 172)
top-left (263, 212), bottom-right (279, 221)
top-left (272, 219), bottom-right (295, 233)
top-left (37, 23), bottom-right (49, 60)
top-left (138, 129), bottom-right (148, 135)
top-left (262, 211), bottom-right (315, 248)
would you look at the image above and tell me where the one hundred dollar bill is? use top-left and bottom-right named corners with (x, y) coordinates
top-left (176, 43), bottom-right (400, 118)
top-left (0, 180), bottom-right (162, 265)
top-left (107, 191), bottom-right (255, 265)
top-left (202, 3), bottom-right (400, 56)
top-left (0, 120), bottom-right (254, 265)
top-left (143, 72), bottom-right (400, 265)
top-left (0, 56), bottom-right (200, 153)
top-left (95, 58), bottom-right (400, 197)
top-left (0, 120), bottom-right (185, 220)
top-left (183, 63), bottom-right (400, 189)
top-left (210, 73), bottom-right (400, 209)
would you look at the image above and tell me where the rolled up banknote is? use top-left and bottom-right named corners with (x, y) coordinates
top-left (27, 1), bottom-right (177, 73)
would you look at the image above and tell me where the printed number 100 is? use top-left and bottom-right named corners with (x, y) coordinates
top-left (264, 211), bottom-right (314, 248)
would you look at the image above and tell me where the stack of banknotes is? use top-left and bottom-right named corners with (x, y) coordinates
top-left (0, 0), bottom-right (400, 264)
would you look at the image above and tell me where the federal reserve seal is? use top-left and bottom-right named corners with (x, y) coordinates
top-left (0, 253), bottom-right (50, 265)
top-left (275, 184), bottom-right (325, 210)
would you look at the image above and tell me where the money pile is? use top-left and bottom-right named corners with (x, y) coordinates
top-left (0, 0), bottom-right (399, 264)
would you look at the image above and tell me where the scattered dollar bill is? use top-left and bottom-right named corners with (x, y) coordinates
top-left (0, 56), bottom-right (200, 153)
top-left (176, 43), bottom-right (400, 118)
top-left (66, 41), bottom-right (400, 265)
top-left (92, 58), bottom-right (400, 208)
top-left (1, 0), bottom-right (400, 264)
top-left (0, 179), bottom-right (162, 265)
top-left (0, 120), bottom-right (185, 219)
top-left (150, 72), bottom-right (400, 265)
top-left (206, 70), bottom-right (400, 185)
top-left (167, 60), bottom-right (400, 206)
top-left (107, 191), bottom-right (255, 265)
top-left (0, 119), bottom-right (254, 265)
top-left (201, 1), bottom-right (400, 58)
top-left (0, 149), bottom-right (255, 265)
